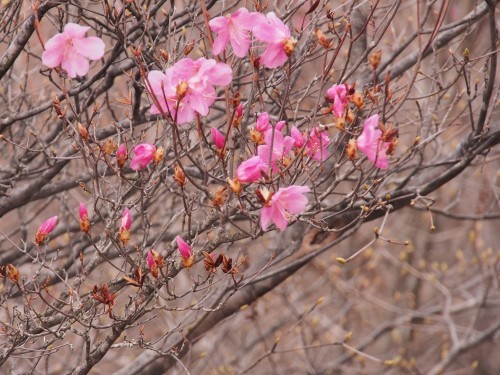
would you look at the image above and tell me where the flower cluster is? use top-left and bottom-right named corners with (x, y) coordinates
top-left (209, 8), bottom-right (295, 68)
top-left (147, 58), bottom-right (232, 125)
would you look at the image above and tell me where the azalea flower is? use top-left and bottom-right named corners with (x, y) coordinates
top-left (35, 216), bottom-right (58, 245)
top-left (209, 7), bottom-right (255, 57)
top-left (261, 185), bottom-right (310, 231)
top-left (258, 129), bottom-right (294, 172)
top-left (42, 23), bottom-right (105, 78)
top-left (252, 12), bottom-right (295, 69)
top-left (356, 114), bottom-right (390, 169)
top-left (307, 127), bottom-right (330, 162)
top-left (148, 58), bottom-right (232, 124)
top-left (130, 143), bottom-right (156, 171)
top-left (326, 84), bottom-right (349, 118)
top-left (235, 155), bottom-right (267, 183)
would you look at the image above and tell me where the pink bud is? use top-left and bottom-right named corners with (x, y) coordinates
top-left (38, 216), bottom-right (58, 235)
top-left (211, 127), bottom-right (225, 149)
top-left (255, 112), bottom-right (270, 132)
top-left (116, 143), bottom-right (128, 168)
top-left (275, 120), bottom-right (286, 132)
top-left (175, 236), bottom-right (192, 259)
top-left (146, 250), bottom-right (155, 269)
top-left (236, 103), bottom-right (243, 118)
top-left (35, 216), bottom-right (58, 245)
top-left (79, 203), bottom-right (88, 220)
top-left (120, 208), bottom-right (131, 230)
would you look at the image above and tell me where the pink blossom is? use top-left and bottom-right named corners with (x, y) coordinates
top-left (291, 126), bottom-right (305, 148)
top-left (211, 127), bottom-right (225, 149)
top-left (356, 114), bottom-right (390, 169)
top-left (79, 203), bottom-right (88, 220)
top-left (130, 143), bottom-right (156, 171)
top-left (42, 23), bottom-right (105, 78)
top-left (120, 208), bottom-right (131, 231)
top-left (235, 156), bottom-right (267, 183)
top-left (209, 8), bottom-right (255, 58)
top-left (148, 58), bottom-right (232, 124)
top-left (307, 127), bottom-right (330, 162)
top-left (258, 129), bottom-right (294, 173)
top-left (326, 84), bottom-right (348, 118)
top-left (261, 185), bottom-right (310, 231)
top-left (252, 12), bottom-right (295, 69)
top-left (175, 236), bottom-right (192, 259)
top-left (38, 216), bottom-right (58, 235)
top-left (116, 144), bottom-right (127, 168)
top-left (255, 112), bottom-right (270, 132)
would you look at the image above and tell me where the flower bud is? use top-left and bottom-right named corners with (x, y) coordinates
top-left (351, 92), bottom-right (364, 109)
top-left (314, 29), bottom-right (332, 49)
top-left (103, 139), bottom-right (118, 155)
top-left (226, 177), bottom-right (242, 195)
top-left (369, 49), bottom-right (382, 70)
top-left (77, 123), bottom-right (89, 141)
top-left (153, 146), bottom-right (164, 164)
top-left (176, 81), bottom-right (188, 99)
top-left (173, 163), bottom-right (186, 187)
top-left (79, 203), bottom-right (91, 234)
top-left (346, 139), bottom-right (357, 160)
top-left (6, 264), bottom-right (20, 283)
top-left (116, 144), bottom-right (127, 168)
top-left (35, 216), bottom-right (58, 245)
top-left (119, 208), bottom-right (131, 245)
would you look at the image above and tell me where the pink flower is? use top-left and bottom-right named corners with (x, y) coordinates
top-left (175, 236), bottom-right (192, 259)
top-left (42, 23), bottom-right (105, 78)
top-left (116, 144), bottom-right (127, 168)
top-left (120, 208), bottom-right (131, 231)
top-left (209, 8), bottom-right (255, 58)
top-left (252, 12), bottom-right (295, 69)
top-left (326, 84), bottom-right (348, 118)
top-left (255, 112), bottom-right (270, 132)
top-left (258, 129), bottom-right (294, 173)
top-left (356, 114), bottom-right (390, 169)
top-left (307, 127), bottom-right (330, 162)
top-left (148, 58), bottom-right (232, 124)
top-left (211, 127), bottom-right (225, 149)
top-left (261, 186), bottom-right (310, 231)
top-left (35, 216), bottom-right (58, 245)
top-left (235, 155), bottom-right (267, 183)
top-left (291, 126), bottom-right (305, 148)
top-left (130, 143), bottom-right (156, 171)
